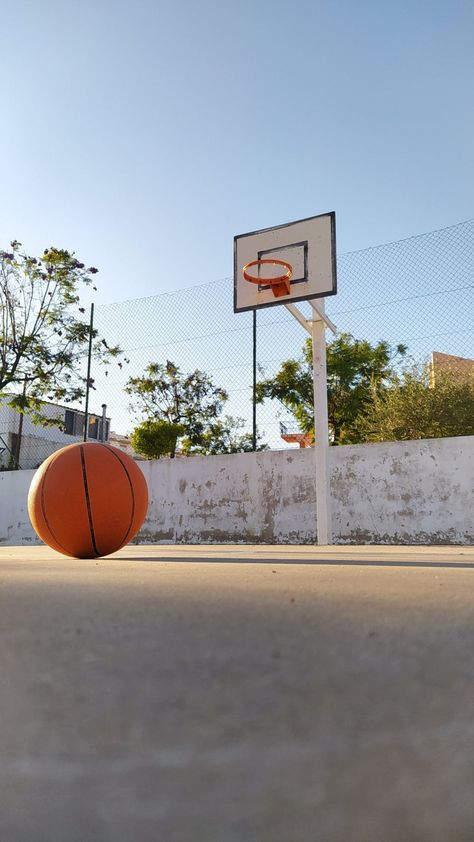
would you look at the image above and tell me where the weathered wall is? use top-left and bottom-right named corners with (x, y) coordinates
top-left (0, 468), bottom-right (37, 545)
top-left (330, 437), bottom-right (473, 544)
top-left (138, 448), bottom-right (318, 545)
top-left (1, 436), bottom-right (473, 546)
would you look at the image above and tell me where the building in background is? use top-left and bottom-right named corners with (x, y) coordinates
top-left (279, 421), bottom-right (313, 449)
top-left (0, 398), bottom-right (110, 470)
top-left (108, 430), bottom-right (139, 459)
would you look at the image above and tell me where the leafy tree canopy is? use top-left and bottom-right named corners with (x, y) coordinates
top-left (125, 361), bottom-right (263, 456)
top-left (0, 241), bottom-right (121, 419)
top-left (180, 415), bottom-right (267, 456)
top-left (355, 364), bottom-right (474, 442)
top-left (130, 419), bottom-right (186, 459)
top-left (256, 332), bottom-right (407, 444)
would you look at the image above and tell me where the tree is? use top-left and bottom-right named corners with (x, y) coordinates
top-left (355, 364), bottom-right (474, 442)
top-left (256, 333), bottom-right (407, 444)
top-left (0, 241), bottom-right (121, 419)
top-left (126, 361), bottom-right (267, 456)
top-left (125, 361), bottom-right (226, 456)
top-left (130, 419), bottom-right (186, 459)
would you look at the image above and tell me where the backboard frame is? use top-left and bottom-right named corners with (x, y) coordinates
top-left (234, 211), bottom-right (337, 313)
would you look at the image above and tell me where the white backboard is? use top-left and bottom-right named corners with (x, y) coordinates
top-left (234, 211), bottom-right (337, 312)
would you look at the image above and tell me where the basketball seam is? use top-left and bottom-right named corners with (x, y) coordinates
top-left (102, 444), bottom-right (136, 546)
top-left (39, 459), bottom-right (72, 556)
top-left (79, 445), bottom-right (100, 557)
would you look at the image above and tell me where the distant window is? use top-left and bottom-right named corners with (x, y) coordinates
top-left (64, 409), bottom-right (85, 437)
top-left (88, 416), bottom-right (99, 440)
top-left (76, 415), bottom-right (85, 437)
top-left (64, 409), bottom-right (108, 440)
top-left (64, 410), bottom-right (75, 435)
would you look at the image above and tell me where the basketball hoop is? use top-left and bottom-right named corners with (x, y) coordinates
top-left (242, 259), bottom-right (293, 298)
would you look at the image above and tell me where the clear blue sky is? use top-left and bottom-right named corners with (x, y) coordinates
top-left (1, 0), bottom-right (473, 303)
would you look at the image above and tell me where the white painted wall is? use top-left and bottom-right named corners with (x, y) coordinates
top-left (1, 436), bottom-right (473, 546)
top-left (0, 468), bottom-right (37, 545)
top-left (330, 437), bottom-right (473, 544)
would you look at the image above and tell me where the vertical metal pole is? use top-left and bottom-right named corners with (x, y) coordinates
top-left (15, 409), bottom-right (24, 470)
top-left (311, 301), bottom-right (332, 545)
top-left (83, 302), bottom-right (94, 443)
top-left (100, 403), bottom-right (107, 442)
top-left (14, 378), bottom-right (27, 469)
top-left (252, 309), bottom-right (257, 451)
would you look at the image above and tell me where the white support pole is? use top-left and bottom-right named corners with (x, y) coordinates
top-left (311, 301), bottom-right (332, 545)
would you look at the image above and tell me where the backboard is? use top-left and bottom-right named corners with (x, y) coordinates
top-left (234, 211), bottom-right (336, 313)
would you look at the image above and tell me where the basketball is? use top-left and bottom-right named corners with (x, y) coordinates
top-left (28, 442), bottom-right (149, 558)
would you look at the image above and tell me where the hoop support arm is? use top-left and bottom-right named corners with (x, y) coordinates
top-left (284, 303), bottom-right (311, 334)
top-left (284, 302), bottom-right (337, 335)
top-left (309, 300), bottom-right (337, 334)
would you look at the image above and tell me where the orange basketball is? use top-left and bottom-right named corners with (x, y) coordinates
top-left (28, 442), bottom-right (148, 558)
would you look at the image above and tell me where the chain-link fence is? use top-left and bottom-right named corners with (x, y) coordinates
top-left (89, 219), bottom-right (474, 451)
top-left (2, 219), bottom-right (472, 468)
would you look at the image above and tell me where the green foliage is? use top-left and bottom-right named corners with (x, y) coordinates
top-left (125, 361), bottom-right (227, 450)
top-left (125, 360), bottom-right (264, 455)
top-left (355, 364), bottom-right (474, 441)
top-left (180, 416), bottom-right (267, 455)
top-left (130, 419), bottom-right (185, 459)
top-left (256, 333), bottom-right (407, 444)
top-left (0, 241), bottom-right (121, 418)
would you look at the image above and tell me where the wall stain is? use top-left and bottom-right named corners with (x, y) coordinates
top-left (338, 528), bottom-right (474, 546)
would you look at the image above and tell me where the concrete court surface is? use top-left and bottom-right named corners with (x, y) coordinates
top-left (0, 544), bottom-right (473, 842)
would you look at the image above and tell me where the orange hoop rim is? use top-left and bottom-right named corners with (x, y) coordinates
top-left (242, 258), bottom-right (293, 286)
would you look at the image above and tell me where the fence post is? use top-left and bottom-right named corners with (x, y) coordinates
top-left (83, 303), bottom-right (94, 442)
top-left (252, 310), bottom-right (257, 451)
top-left (13, 378), bottom-right (28, 469)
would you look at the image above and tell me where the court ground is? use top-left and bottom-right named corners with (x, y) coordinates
top-left (1, 543), bottom-right (473, 841)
